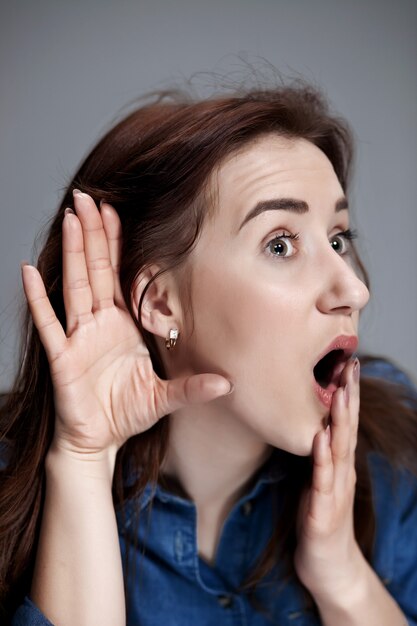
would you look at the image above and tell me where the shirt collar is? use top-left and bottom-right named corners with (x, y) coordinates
top-left (135, 447), bottom-right (287, 512)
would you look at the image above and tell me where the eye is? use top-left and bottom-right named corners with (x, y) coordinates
top-left (265, 232), bottom-right (299, 259)
top-left (330, 229), bottom-right (358, 255)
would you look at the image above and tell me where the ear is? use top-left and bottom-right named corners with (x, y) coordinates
top-left (131, 264), bottom-right (182, 340)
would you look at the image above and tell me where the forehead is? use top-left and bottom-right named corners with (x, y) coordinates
top-left (208, 135), bottom-right (342, 222)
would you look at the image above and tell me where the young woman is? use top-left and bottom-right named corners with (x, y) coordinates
top-left (1, 81), bottom-right (417, 626)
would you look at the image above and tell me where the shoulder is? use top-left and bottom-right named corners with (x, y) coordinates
top-left (360, 354), bottom-right (417, 401)
top-left (359, 355), bottom-right (417, 539)
top-left (359, 356), bottom-right (417, 437)
top-left (366, 449), bottom-right (417, 619)
top-left (357, 356), bottom-right (417, 613)
top-left (367, 450), bottom-right (417, 512)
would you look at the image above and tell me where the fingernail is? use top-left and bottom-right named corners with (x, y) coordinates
top-left (73, 188), bottom-right (83, 196)
top-left (353, 358), bottom-right (360, 383)
top-left (226, 382), bottom-right (234, 395)
top-left (64, 207), bottom-right (75, 216)
top-left (344, 382), bottom-right (350, 407)
top-left (20, 260), bottom-right (30, 269)
top-left (325, 424), bottom-right (331, 444)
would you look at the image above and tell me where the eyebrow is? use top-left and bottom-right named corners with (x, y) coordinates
top-left (238, 196), bottom-right (349, 232)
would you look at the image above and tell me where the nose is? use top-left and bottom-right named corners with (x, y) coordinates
top-left (316, 251), bottom-right (370, 315)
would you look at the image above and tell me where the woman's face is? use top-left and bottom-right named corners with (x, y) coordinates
top-left (175, 135), bottom-right (370, 456)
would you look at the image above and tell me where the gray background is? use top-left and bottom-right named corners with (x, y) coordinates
top-left (1, 0), bottom-right (416, 392)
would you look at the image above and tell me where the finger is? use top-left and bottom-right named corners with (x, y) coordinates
top-left (350, 358), bottom-right (360, 442)
top-left (340, 358), bottom-right (360, 448)
top-left (72, 191), bottom-right (115, 312)
top-left (329, 359), bottom-right (355, 465)
top-left (330, 387), bottom-right (350, 462)
top-left (331, 359), bottom-right (359, 491)
top-left (21, 263), bottom-right (67, 363)
top-left (62, 209), bottom-right (94, 334)
top-left (100, 202), bottom-right (126, 310)
top-left (340, 357), bottom-right (360, 439)
top-left (335, 358), bottom-right (360, 492)
top-left (309, 428), bottom-right (335, 527)
top-left (155, 373), bottom-right (233, 417)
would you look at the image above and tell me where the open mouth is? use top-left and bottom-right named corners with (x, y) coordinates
top-left (313, 349), bottom-right (349, 390)
top-left (312, 336), bottom-right (357, 409)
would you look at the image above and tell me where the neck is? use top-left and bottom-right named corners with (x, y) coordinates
top-left (159, 400), bottom-right (273, 513)
top-left (158, 398), bottom-right (274, 565)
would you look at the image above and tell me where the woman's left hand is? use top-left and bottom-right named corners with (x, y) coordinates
top-left (294, 357), bottom-right (364, 600)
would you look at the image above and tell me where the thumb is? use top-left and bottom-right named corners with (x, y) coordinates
top-left (156, 373), bottom-right (233, 417)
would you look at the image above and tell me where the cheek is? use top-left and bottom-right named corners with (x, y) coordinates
top-left (184, 263), bottom-right (322, 454)
top-left (186, 262), bottom-right (306, 377)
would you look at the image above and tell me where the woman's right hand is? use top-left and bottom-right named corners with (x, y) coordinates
top-left (21, 191), bottom-right (232, 458)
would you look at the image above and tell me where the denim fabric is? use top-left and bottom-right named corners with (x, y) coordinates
top-left (11, 358), bottom-right (417, 625)
top-left (11, 601), bottom-right (54, 626)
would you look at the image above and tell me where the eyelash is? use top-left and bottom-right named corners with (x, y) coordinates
top-left (265, 229), bottom-right (358, 260)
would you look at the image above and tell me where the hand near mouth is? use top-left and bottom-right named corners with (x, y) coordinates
top-left (294, 357), bottom-right (365, 604)
top-left (292, 358), bottom-right (408, 626)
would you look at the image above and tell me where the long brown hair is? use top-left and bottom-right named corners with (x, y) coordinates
top-left (1, 79), bottom-right (417, 621)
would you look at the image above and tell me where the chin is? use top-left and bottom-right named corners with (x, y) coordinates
top-left (264, 433), bottom-right (314, 458)
top-left (274, 423), bottom-right (320, 458)
top-left (294, 441), bottom-right (315, 457)
top-left (277, 439), bottom-right (313, 458)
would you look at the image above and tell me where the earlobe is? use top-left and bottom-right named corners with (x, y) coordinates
top-left (131, 265), bottom-right (180, 340)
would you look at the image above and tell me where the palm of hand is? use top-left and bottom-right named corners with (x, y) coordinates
top-left (50, 304), bottom-right (156, 452)
top-left (21, 192), bottom-right (231, 456)
top-left (293, 360), bottom-right (361, 598)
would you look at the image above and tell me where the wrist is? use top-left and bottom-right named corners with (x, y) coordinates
top-left (46, 441), bottom-right (118, 483)
top-left (309, 551), bottom-right (407, 625)
top-left (309, 547), bottom-right (370, 611)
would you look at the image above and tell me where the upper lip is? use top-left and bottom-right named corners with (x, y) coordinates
top-left (312, 334), bottom-right (358, 371)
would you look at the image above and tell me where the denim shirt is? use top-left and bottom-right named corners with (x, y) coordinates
top-left (11, 358), bottom-right (417, 625)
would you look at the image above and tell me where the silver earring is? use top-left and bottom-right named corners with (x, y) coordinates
top-left (165, 328), bottom-right (179, 350)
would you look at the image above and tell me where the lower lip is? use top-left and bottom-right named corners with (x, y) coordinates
top-left (313, 380), bottom-right (338, 409)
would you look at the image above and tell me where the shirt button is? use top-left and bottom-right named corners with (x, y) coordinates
top-left (218, 594), bottom-right (234, 608)
top-left (241, 500), bottom-right (253, 516)
top-left (288, 611), bottom-right (303, 620)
